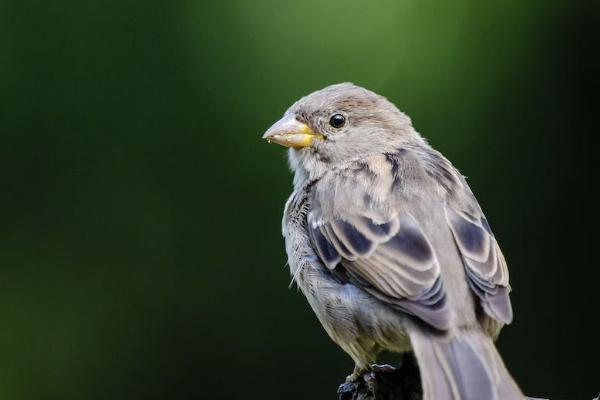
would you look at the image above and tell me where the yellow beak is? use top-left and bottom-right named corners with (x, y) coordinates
top-left (262, 115), bottom-right (323, 148)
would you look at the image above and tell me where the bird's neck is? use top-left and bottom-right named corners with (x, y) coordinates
top-left (289, 149), bottom-right (329, 190)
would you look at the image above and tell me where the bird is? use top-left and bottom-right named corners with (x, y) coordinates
top-left (262, 83), bottom-right (523, 399)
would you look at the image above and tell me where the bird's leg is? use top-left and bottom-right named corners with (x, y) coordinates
top-left (345, 342), bottom-right (386, 382)
top-left (345, 364), bottom-right (369, 382)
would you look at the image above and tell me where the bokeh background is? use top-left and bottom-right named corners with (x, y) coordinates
top-left (1, 0), bottom-right (597, 399)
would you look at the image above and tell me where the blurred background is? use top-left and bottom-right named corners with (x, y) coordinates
top-left (1, 0), bottom-right (597, 399)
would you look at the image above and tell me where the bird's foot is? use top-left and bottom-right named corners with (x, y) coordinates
top-left (362, 364), bottom-right (398, 394)
top-left (343, 364), bottom-right (397, 383)
top-left (345, 366), bottom-right (368, 383)
top-left (370, 363), bottom-right (396, 374)
top-left (338, 364), bottom-right (400, 399)
top-left (337, 354), bottom-right (422, 399)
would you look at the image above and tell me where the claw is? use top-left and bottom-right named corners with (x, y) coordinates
top-left (345, 364), bottom-right (369, 382)
top-left (370, 363), bottom-right (396, 374)
top-left (345, 371), bottom-right (362, 383)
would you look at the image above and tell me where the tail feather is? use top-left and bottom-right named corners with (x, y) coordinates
top-left (408, 326), bottom-right (523, 400)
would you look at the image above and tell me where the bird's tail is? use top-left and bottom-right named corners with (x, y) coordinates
top-left (407, 324), bottom-right (523, 400)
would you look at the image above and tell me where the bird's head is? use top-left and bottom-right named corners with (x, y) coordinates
top-left (262, 83), bottom-right (423, 183)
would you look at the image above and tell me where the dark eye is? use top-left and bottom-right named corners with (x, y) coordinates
top-left (329, 113), bottom-right (345, 128)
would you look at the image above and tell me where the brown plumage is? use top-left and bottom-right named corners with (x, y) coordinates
top-left (263, 83), bottom-right (522, 399)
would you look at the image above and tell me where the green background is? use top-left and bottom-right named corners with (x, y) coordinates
top-left (1, 1), bottom-right (597, 399)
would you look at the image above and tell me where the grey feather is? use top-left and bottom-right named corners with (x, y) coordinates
top-left (309, 205), bottom-right (450, 330)
top-left (446, 207), bottom-right (513, 324)
top-left (269, 83), bottom-right (522, 398)
top-left (408, 323), bottom-right (522, 400)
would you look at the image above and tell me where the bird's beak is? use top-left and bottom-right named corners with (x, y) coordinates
top-left (262, 115), bottom-right (323, 148)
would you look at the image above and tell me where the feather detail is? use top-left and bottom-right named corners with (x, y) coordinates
top-left (308, 209), bottom-right (450, 330)
top-left (445, 207), bottom-right (513, 324)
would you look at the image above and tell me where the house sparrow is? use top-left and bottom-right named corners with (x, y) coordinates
top-left (263, 83), bottom-right (523, 399)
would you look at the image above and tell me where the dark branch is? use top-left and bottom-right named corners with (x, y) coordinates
top-left (337, 353), bottom-right (422, 400)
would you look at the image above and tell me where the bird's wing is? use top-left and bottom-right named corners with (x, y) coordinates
top-left (419, 147), bottom-right (513, 325)
top-left (308, 210), bottom-right (450, 330)
top-left (444, 202), bottom-right (513, 324)
top-left (306, 150), bottom-right (512, 330)
top-left (306, 154), bottom-right (450, 330)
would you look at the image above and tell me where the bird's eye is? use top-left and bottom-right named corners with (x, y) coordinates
top-left (329, 113), bottom-right (346, 128)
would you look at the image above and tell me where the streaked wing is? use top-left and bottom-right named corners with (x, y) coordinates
top-left (445, 206), bottom-right (513, 324)
top-left (420, 145), bottom-right (514, 325)
top-left (307, 211), bottom-right (450, 330)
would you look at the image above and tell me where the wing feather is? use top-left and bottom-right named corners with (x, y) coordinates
top-left (445, 207), bottom-right (512, 324)
top-left (309, 210), bottom-right (450, 330)
top-left (303, 148), bottom-right (513, 331)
